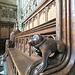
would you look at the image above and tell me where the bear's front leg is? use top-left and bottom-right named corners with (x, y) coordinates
top-left (33, 52), bottom-right (50, 75)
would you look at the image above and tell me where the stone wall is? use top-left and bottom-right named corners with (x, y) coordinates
top-left (0, 0), bottom-right (17, 23)
top-left (0, 2), bottom-right (17, 23)
top-left (0, 0), bottom-right (17, 5)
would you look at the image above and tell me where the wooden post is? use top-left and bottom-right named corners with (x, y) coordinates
top-left (16, 38), bottom-right (17, 48)
top-left (15, 38), bottom-right (16, 48)
top-left (71, 0), bottom-right (75, 52)
top-left (17, 38), bottom-right (18, 49)
top-left (62, 0), bottom-right (67, 44)
top-left (18, 38), bottom-right (19, 50)
top-left (28, 37), bottom-right (32, 56)
top-left (29, 44), bottom-right (31, 56)
top-left (23, 38), bottom-right (26, 53)
top-left (9, 26), bottom-right (10, 39)
top-left (56, 0), bottom-right (62, 40)
top-left (20, 38), bottom-right (22, 51)
top-left (67, 0), bottom-right (71, 51)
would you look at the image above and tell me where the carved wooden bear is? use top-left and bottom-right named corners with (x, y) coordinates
top-left (28, 34), bottom-right (66, 75)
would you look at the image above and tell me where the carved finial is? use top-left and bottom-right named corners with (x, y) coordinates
top-left (16, 19), bottom-right (19, 30)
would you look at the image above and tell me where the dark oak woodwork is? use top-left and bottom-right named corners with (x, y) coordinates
top-left (56, 0), bottom-right (62, 40)
top-left (5, 0), bottom-right (75, 75)
top-left (62, 0), bottom-right (67, 44)
top-left (15, 18), bottom-right (56, 38)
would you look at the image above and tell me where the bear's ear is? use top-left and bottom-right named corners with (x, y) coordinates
top-left (39, 35), bottom-right (44, 41)
top-left (57, 41), bottom-right (66, 53)
top-left (38, 34), bottom-right (43, 37)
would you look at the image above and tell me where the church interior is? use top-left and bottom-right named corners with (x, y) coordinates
top-left (0, 0), bottom-right (75, 75)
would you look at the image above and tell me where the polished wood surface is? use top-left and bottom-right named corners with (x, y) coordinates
top-left (6, 0), bottom-right (75, 75)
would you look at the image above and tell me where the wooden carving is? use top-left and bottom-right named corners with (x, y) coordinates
top-left (28, 34), bottom-right (68, 75)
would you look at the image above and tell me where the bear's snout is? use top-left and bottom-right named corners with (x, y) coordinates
top-left (28, 39), bottom-right (34, 46)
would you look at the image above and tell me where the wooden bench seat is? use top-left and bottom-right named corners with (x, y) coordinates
top-left (8, 48), bottom-right (42, 75)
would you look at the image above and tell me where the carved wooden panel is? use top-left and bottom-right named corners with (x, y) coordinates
top-left (48, 1), bottom-right (56, 21)
top-left (0, 24), bottom-right (13, 39)
top-left (30, 21), bottom-right (32, 29)
top-left (1, 27), bottom-right (9, 38)
top-left (23, 0), bottom-right (56, 31)
top-left (34, 16), bottom-right (38, 27)
top-left (39, 11), bottom-right (45, 25)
